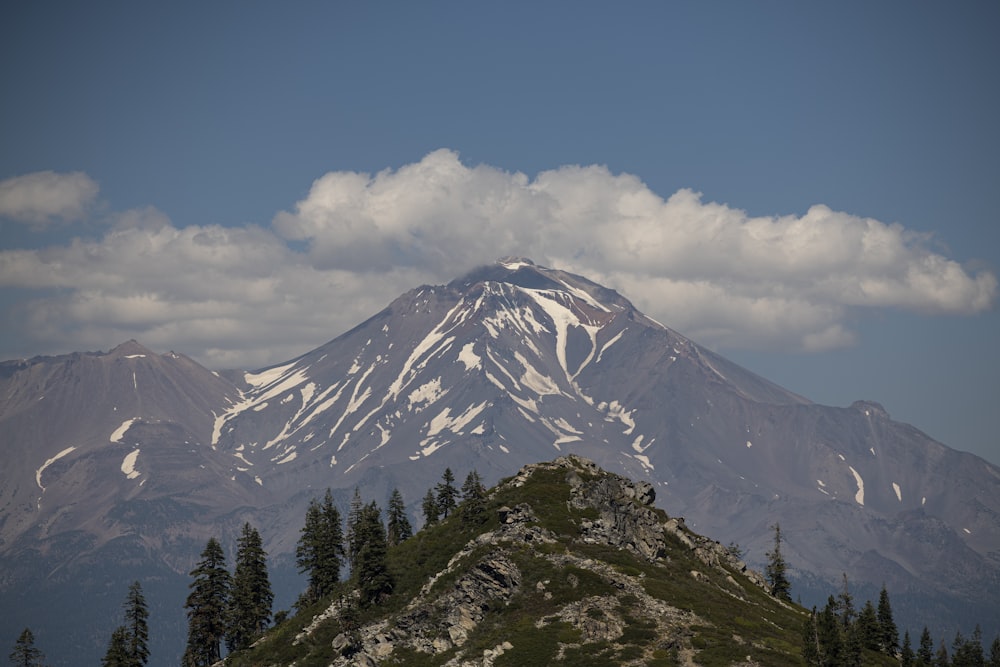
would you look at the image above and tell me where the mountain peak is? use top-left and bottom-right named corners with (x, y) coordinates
top-left (496, 256), bottom-right (536, 270)
top-left (107, 339), bottom-right (154, 358)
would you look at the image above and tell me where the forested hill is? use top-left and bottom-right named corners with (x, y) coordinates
top-left (221, 456), bottom-right (900, 667)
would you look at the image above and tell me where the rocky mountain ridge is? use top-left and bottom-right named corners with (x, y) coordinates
top-left (236, 456), bottom-right (811, 667)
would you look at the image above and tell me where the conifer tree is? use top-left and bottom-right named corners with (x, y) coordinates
top-left (435, 468), bottom-right (458, 518)
top-left (989, 634), bottom-right (1000, 667)
top-left (102, 626), bottom-right (131, 667)
top-left (346, 487), bottom-right (364, 568)
top-left (837, 573), bottom-right (855, 630)
top-left (901, 631), bottom-right (915, 667)
top-left (227, 523), bottom-right (274, 652)
top-left (764, 523), bottom-right (791, 601)
top-left (9, 628), bottom-right (45, 667)
top-left (460, 470), bottom-right (486, 525)
top-left (123, 580), bottom-right (149, 667)
top-left (816, 596), bottom-right (843, 667)
top-left (934, 639), bottom-right (950, 667)
top-left (421, 488), bottom-right (440, 525)
top-left (386, 488), bottom-right (413, 547)
top-left (183, 537), bottom-right (231, 667)
top-left (919, 627), bottom-right (935, 666)
top-left (800, 608), bottom-right (821, 667)
top-left (296, 490), bottom-right (345, 602)
top-left (856, 600), bottom-right (881, 652)
top-left (355, 501), bottom-right (394, 606)
top-left (877, 584), bottom-right (899, 656)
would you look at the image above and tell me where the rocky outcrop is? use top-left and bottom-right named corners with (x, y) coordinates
top-left (294, 455), bottom-right (779, 666)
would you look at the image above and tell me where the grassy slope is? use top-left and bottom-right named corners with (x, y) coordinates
top-left (228, 464), bottom-right (895, 667)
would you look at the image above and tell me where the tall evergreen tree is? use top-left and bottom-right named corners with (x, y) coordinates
top-left (354, 501), bottom-right (394, 606)
top-left (296, 490), bottom-right (345, 602)
top-left (184, 537), bottom-right (231, 667)
top-left (319, 490), bottom-right (346, 587)
top-left (123, 580), bottom-right (149, 667)
top-left (877, 585), bottom-right (899, 656)
top-left (421, 488), bottom-right (440, 525)
top-left (919, 627), bottom-right (936, 666)
top-left (764, 523), bottom-right (791, 601)
top-left (856, 600), bottom-right (881, 652)
top-left (460, 470), bottom-right (487, 525)
top-left (934, 639), bottom-right (950, 667)
top-left (9, 628), bottom-right (45, 667)
top-left (435, 468), bottom-right (458, 518)
top-left (837, 573), bottom-right (855, 630)
top-left (989, 634), bottom-right (1000, 667)
top-left (102, 626), bottom-right (131, 667)
top-left (901, 631), bottom-right (916, 667)
top-left (227, 523), bottom-right (274, 652)
top-left (346, 487), bottom-right (364, 567)
top-left (386, 488), bottom-right (413, 547)
top-left (800, 608), bottom-right (821, 667)
top-left (816, 596), bottom-right (843, 667)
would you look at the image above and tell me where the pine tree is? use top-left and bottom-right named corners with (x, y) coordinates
top-left (877, 584), bottom-right (899, 656)
top-left (901, 631), bottom-right (916, 667)
top-left (800, 608), bottom-right (821, 667)
top-left (934, 639), bottom-right (950, 667)
top-left (837, 573), bottom-right (855, 630)
top-left (296, 490), bottom-right (345, 602)
top-left (227, 523), bottom-right (274, 652)
top-left (919, 627), bottom-right (936, 666)
top-left (123, 580), bottom-right (149, 667)
top-left (184, 537), bottom-right (231, 666)
top-left (421, 488), bottom-right (440, 525)
top-left (816, 596), bottom-right (843, 667)
top-left (952, 626), bottom-right (986, 667)
top-left (856, 600), bottom-right (881, 652)
top-left (435, 468), bottom-right (458, 519)
top-left (764, 523), bottom-right (791, 601)
top-left (317, 490), bottom-right (345, 594)
top-left (989, 634), bottom-right (1000, 667)
top-left (9, 628), bottom-right (45, 667)
top-left (386, 488), bottom-right (413, 547)
top-left (346, 487), bottom-right (364, 568)
top-left (355, 501), bottom-right (394, 606)
top-left (102, 626), bottom-right (131, 667)
top-left (460, 470), bottom-right (486, 525)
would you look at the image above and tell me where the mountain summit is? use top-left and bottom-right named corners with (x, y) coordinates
top-left (2, 258), bottom-right (998, 665)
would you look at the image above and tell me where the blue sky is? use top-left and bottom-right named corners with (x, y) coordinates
top-left (1, 2), bottom-right (998, 465)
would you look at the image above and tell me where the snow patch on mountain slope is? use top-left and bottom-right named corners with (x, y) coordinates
top-left (110, 418), bottom-right (138, 444)
top-left (848, 465), bottom-right (865, 506)
top-left (121, 449), bottom-right (141, 479)
top-left (36, 446), bottom-right (76, 491)
top-left (521, 288), bottom-right (602, 382)
top-left (245, 361), bottom-right (296, 388)
top-left (457, 342), bottom-right (481, 371)
top-left (408, 377), bottom-right (447, 411)
top-left (426, 401), bottom-right (488, 438)
top-left (515, 351), bottom-right (560, 396)
top-left (601, 400), bottom-right (636, 435)
top-left (893, 482), bottom-right (902, 502)
top-left (595, 329), bottom-right (625, 364)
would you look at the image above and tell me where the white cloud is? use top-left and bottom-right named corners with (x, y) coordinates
top-left (0, 171), bottom-right (99, 227)
top-left (0, 150), bottom-right (995, 367)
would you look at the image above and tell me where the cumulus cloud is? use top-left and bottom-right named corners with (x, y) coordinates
top-left (0, 150), bottom-right (995, 367)
top-left (0, 171), bottom-right (99, 227)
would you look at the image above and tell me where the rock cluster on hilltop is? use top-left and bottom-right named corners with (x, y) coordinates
top-left (295, 456), bottom-right (775, 667)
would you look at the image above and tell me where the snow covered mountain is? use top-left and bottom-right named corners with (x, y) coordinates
top-left (2, 258), bottom-right (999, 666)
